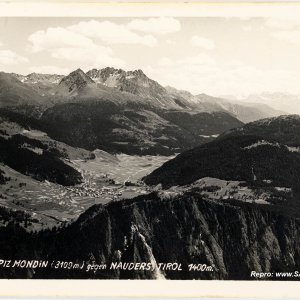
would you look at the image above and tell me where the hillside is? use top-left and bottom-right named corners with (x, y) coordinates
top-left (166, 86), bottom-right (284, 123)
top-left (160, 110), bottom-right (242, 137)
top-left (222, 115), bottom-right (300, 147)
top-left (11, 72), bottom-right (63, 96)
top-left (37, 102), bottom-right (243, 155)
top-left (143, 134), bottom-right (300, 188)
top-left (216, 101), bottom-right (284, 123)
top-left (0, 134), bottom-right (82, 186)
top-left (0, 72), bottom-right (44, 107)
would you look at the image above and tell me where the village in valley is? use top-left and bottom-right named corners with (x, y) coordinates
top-left (0, 150), bottom-right (171, 230)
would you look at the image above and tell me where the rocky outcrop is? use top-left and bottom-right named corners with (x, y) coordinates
top-left (87, 67), bottom-right (192, 109)
top-left (1, 191), bottom-right (300, 279)
top-left (58, 69), bottom-right (95, 94)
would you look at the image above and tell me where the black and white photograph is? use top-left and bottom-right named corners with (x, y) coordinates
top-left (0, 1), bottom-right (300, 285)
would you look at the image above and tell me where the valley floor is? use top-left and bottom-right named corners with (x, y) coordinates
top-left (0, 153), bottom-right (173, 231)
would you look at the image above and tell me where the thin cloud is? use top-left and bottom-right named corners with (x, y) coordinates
top-left (146, 56), bottom-right (300, 97)
top-left (190, 35), bottom-right (215, 50)
top-left (127, 17), bottom-right (181, 35)
top-left (27, 25), bottom-right (125, 70)
top-left (265, 18), bottom-right (300, 30)
top-left (242, 25), bottom-right (253, 32)
top-left (271, 30), bottom-right (300, 45)
top-left (50, 45), bottom-right (125, 69)
top-left (68, 20), bottom-right (157, 47)
top-left (28, 27), bottom-right (94, 52)
top-left (166, 39), bottom-right (176, 45)
top-left (0, 50), bottom-right (29, 65)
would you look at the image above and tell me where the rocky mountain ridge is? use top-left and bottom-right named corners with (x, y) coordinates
top-left (1, 68), bottom-right (244, 155)
top-left (58, 68), bottom-right (95, 95)
top-left (7, 68), bottom-right (286, 122)
top-left (166, 86), bottom-right (285, 122)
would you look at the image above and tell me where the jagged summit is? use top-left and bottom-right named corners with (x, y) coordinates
top-left (87, 66), bottom-right (152, 89)
top-left (87, 66), bottom-right (157, 88)
top-left (87, 67), bottom-right (125, 84)
top-left (59, 68), bottom-right (95, 94)
top-left (131, 69), bottom-right (146, 77)
top-left (86, 66), bottom-right (192, 109)
top-left (87, 67), bottom-right (147, 83)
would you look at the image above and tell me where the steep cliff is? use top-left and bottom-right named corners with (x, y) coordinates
top-left (1, 191), bottom-right (300, 279)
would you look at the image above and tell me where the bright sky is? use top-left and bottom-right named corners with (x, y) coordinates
top-left (1, 17), bottom-right (300, 97)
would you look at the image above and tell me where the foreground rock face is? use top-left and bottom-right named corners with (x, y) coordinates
top-left (1, 191), bottom-right (300, 279)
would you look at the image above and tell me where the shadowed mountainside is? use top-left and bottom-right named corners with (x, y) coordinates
top-left (143, 134), bottom-right (300, 188)
top-left (222, 115), bottom-right (300, 147)
top-left (0, 191), bottom-right (300, 279)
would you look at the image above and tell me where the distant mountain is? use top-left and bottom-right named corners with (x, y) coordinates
top-left (37, 103), bottom-right (242, 155)
top-left (166, 86), bottom-right (285, 123)
top-left (0, 68), bottom-right (244, 155)
top-left (6, 68), bottom-right (286, 123)
top-left (0, 72), bottom-right (43, 107)
top-left (222, 114), bottom-right (300, 147)
top-left (58, 68), bottom-right (95, 95)
top-left (54, 69), bottom-right (176, 109)
top-left (160, 110), bottom-right (242, 137)
top-left (12, 67), bottom-right (297, 155)
top-left (226, 92), bottom-right (300, 115)
top-left (10, 72), bottom-right (64, 98)
top-left (87, 67), bottom-right (166, 98)
top-left (144, 134), bottom-right (300, 188)
top-left (87, 67), bottom-right (192, 110)
top-left (12, 72), bottom-right (63, 85)
top-left (216, 100), bottom-right (285, 123)
top-left (165, 87), bottom-right (226, 112)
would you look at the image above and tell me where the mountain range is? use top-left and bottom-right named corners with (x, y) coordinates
top-left (167, 86), bottom-right (285, 123)
top-left (5, 67), bottom-right (285, 122)
top-left (0, 66), bottom-right (288, 155)
top-left (1, 65), bottom-right (300, 280)
top-left (0, 68), bottom-right (246, 155)
top-left (225, 92), bottom-right (300, 116)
